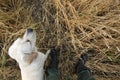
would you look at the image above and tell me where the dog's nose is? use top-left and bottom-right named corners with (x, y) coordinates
top-left (27, 28), bottom-right (33, 33)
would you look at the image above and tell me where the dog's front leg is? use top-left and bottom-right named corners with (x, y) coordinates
top-left (44, 50), bottom-right (51, 60)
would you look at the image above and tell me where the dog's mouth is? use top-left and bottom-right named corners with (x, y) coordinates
top-left (21, 29), bottom-right (37, 54)
top-left (23, 28), bottom-right (36, 46)
top-left (26, 39), bottom-right (32, 45)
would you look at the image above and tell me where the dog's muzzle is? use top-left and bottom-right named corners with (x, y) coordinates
top-left (23, 28), bottom-right (36, 44)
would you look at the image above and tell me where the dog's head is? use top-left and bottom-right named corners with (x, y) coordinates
top-left (8, 29), bottom-right (37, 63)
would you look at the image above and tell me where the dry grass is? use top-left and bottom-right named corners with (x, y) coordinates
top-left (0, 0), bottom-right (120, 80)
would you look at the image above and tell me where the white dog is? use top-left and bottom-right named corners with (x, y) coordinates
top-left (8, 29), bottom-right (50, 80)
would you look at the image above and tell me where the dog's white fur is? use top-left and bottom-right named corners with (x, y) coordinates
top-left (8, 29), bottom-right (50, 80)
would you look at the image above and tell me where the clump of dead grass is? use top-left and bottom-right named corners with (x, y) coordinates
top-left (0, 0), bottom-right (120, 80)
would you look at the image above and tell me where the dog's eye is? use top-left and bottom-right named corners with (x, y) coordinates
top-left (26, 40), bottom-right (30, 42)
top-left (26, 40), bottom-right (32, 45)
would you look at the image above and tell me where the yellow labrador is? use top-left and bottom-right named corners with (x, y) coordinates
top-left (8, 29), bottom-right (50, 80)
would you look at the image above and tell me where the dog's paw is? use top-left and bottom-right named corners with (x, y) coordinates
top-left (46, 49), bottom-right (51, 55)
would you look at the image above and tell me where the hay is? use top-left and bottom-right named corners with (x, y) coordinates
top-left (0, 0), bottom-right (120, 80)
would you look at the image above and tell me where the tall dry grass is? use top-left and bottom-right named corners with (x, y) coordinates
top-left (0, 0), bottom-right (120, 80)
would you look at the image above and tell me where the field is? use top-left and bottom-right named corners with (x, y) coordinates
top-left (0, 0), bottom-right (120, 80)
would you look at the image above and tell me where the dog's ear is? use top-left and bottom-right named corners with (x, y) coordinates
top-left (24, 52), bottom-right (38, 64)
